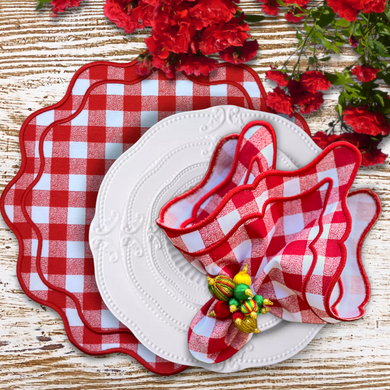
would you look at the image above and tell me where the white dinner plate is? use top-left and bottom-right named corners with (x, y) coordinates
top-left (90, 105), bottom-right (324, 372)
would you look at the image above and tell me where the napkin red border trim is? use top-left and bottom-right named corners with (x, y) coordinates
top-left (179, 121), bottom-right (277, 229)
top-left (180, 134), bottom-right (239, 228)
top-left (158, 138), bottom-right (379, 322)
top-left (331, 188), bottom-right (380, 319)
top-left (158, 141), bottom-right (359, 237)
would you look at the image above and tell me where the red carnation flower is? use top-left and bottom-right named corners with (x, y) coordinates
top-left (284, 0), bottom-right (310, 6)
top-left (287, 79), bottom-right (325, 114)
top-left (257, 0), bottom-right (280, 16)
top-left (288, 80), bottom-right (315, 105)
top-left (362, 0), bottom-right (386, 13)
top-left (265, 69), bottom-right (289, 87)
top-left (266, 87), bottom-right (294, 117)
top-left (190, 0), bottom-right (236, 25)
top-left (312, 131), bottom-right (360, 149)
top-left (328, 0), bottom-right (385, 21)
top-left (135, 54), bottom-right (153, 76)
top-left (104, 0), bottom-right (152, 33)
top-left (200, 20), bottom-right (251, 55)
top-left (312, 131), bottom-right (387, 166)
top-left (299, 92), bottom-right (324, 114)
top-left (152, 8), bottom-right (196, 54)
top-left (285, 7), bottom-right (305, 23)
top-left (152, 56), bottom-right (176, 79)
top-left (178, 54), bottom-right (218, 76)
top-left (219, 40), bottom-right (259, 64)
top-left (343, 106), bottom-right (390, 136)
top-left (351, 65), bottom-right (380, 83)
top-left (300, 71), bottom-right (331, 93)
top-left (327, 0), bottom-right (361, 21)
top-left (312, 131), bottom-right (332, 149)
top-left (361, 147), bottom-right (387, 166)
top-left (145, 36), bottom-right (171, 60)
top-left (349, 36), bottom-right (359, 48)
top-left (51, 0), bottom-right (82, 16)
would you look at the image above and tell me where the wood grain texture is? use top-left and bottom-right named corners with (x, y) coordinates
top-left (0, 1), bottom-right (389, 389)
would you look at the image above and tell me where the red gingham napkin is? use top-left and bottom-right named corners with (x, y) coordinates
top-left (0, 59), bottom-right (310, 374)
top-left (157, 121), bottom-right (381, 364)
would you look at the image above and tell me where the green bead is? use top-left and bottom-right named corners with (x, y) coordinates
top-left (229, 297), bottom-right (240, 307)
top-left (253, 295), bottom-right (264, 307)
top-left (234, 283), bottom-right (252, 300)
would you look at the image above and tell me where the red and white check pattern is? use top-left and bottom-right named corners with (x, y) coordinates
top-left (158, 122), bottom-right (380, 364)
top-left (1, 61), bottom-right (311, 374)
top-left (188, 298), bottom-right (252, 364)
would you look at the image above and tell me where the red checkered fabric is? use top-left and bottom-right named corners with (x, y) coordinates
top-left (157, 121), bottom-right (381, 364)
top-left (0, 60), bottom-right (310, 374)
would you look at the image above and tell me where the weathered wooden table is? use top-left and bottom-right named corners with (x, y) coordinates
top-left (1, 1), bottom-right (389, 389)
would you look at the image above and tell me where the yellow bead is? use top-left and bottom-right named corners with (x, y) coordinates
top-left (230, 305), bottom-right (237, 313)
top-left (233, 263), bottom-right (252, 286)
top-left (234, 316), bottom-right (259, 334)
top-left (250, 311), bottom-right (257, 319)
top-left (245, 288), bottom-right (253, 298)
top-left (208, 310), bottom-right (216, 317)
top-left (263, 298), bottom-right (274, 306)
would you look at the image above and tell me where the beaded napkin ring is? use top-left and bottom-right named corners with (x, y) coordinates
top-left (207, 264), bottom-right (273, 334)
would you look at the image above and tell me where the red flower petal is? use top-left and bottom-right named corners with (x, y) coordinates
top-left (351, 65), bottom-right (380, 83)
top-left (219, 40), bottom-right (259, 64)
top-left (300, 70), bottom-right (331, 93)
top-left (266, 87), bottom-right (294, 117)
top-left (343, 106), bottom-right (390, 136)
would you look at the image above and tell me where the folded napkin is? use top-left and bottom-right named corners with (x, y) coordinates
top-left (157, 121), bottom-right (381, 364)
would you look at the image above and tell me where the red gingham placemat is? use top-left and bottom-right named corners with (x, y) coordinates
top-left (0, 60), bottom-right (310, 374)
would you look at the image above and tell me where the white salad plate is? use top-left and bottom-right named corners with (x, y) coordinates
top-left (90, 105), bottom-right (324, 372)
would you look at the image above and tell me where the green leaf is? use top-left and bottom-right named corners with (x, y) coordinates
top-left (336, 104), bottom-right (344, 116)
top-left (296, 29), bottom-right (302, 43)
top-left (376, 71), bottom-right (385, 80)
top-left (378, 35), bottom-right (390, 49)
top-left (35, 0), bottom-right (51, 10)
top-left (352, 22), bottom-right (365, 37)
top-left (385, 0), bottom-right (390, 20)
top-left (377, 22), bottom-right (390, 36)
top-left (384, 73), bottom-right (390, 85)
top-left (335, 18), bottom-right (350, 28)
top-left (368, 40), bottom-right (388, 56)
top-left (374, 93), bottom-right (385, 107)
top-left (317, 8), bottom-right (335, 28)
top-left (325, 72), bottom-right (341, 84)
top-left (320, 56), bottom-right (331, 61)
top-left (334, 31), bottom-right (347, 43)
top-left (245, 14), bottom-right (265, 23)
top-left (338, 91), bottom-right (348, 111)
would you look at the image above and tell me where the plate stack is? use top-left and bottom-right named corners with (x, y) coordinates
top-left (1, 61), bottom-right (323, 374)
